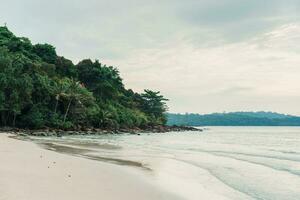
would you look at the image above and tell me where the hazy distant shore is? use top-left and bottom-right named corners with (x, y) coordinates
top-left (0, 133), bottom-right (182, 200)
top-left (168, 112), bottom-right (300, 126)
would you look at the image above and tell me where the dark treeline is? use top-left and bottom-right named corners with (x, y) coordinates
top-left (0, 26), bottom-right (168, 130)
top-left (167, 112), bottom-right (300, 126)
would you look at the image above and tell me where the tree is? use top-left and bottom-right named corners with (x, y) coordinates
top-left (60, 78), bottom-right (95, 124)
top-left (33, 43), bottom-right (57, 64)
top-left (77, 59), bottom-right (123, 101)
top-left (55, 56), bottom-right (78, 78)
top-left (0, 47), bottom-right (34, 126)
top-left (141, 90), bottom-right (168, 125)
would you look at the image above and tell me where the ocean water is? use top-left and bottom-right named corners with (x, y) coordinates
top-left (33, 127), bottom-right (300, 200)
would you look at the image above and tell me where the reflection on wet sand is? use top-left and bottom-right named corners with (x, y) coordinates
top-left (40, 142), bottom-right (151, 171)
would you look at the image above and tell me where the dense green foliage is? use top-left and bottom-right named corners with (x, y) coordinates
top-left (167, 112), bottom-right (300, 126)
top-left (0, 26), bottom-right (168, 129)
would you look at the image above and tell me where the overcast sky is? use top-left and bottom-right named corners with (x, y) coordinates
top-left (1, 0), bottom-right (300, 115)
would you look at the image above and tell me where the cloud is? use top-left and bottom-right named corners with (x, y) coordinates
top-left (0, 0), bottom-right (300, 114)
top-left (1, 0), bottom-right (299, 60)
top-left (105, 23), bottom-right (300, 115)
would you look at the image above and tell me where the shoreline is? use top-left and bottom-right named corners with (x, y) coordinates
top-left (0, 125), bottom-right (201, 137)
top-left (0, 133), bottom-right (183, 200)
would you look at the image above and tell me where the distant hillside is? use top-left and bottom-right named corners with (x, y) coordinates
top-left (167, 112), bottom-right (300, 126)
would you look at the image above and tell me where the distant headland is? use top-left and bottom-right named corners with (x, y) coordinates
top-left (167, 111), bottom-right (300, 126)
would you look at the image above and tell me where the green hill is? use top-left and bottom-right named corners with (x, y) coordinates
top-left (0, 26), bottom-right (168, 130)
top-left (167, 112), bottom-right (300, 126)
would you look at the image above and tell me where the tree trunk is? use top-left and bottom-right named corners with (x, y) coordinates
top-left (54, 95), bottom-right (59, 114)
top-left (1, 112), bottom-right (4, 126)
top-left (63, 99), bottom-right (72, 124)
top-left (5, 112), bottom-right (10, 126)
top-left (12, 113), bottom-right (16, 127)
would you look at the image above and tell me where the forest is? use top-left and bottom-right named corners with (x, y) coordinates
top-left (0, 26), bottom-right (168, 130)
top-left (167, 112), bottom-right (300, 126)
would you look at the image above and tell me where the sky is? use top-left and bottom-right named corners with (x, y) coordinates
top-left (1, 0), bottom-right (300, 115)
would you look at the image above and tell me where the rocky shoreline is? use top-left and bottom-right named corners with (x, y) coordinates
top-left (0, 125), bottom-right (202, 137)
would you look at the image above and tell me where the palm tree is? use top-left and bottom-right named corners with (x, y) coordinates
top-left (50, 80), bottom-right (67, 114)
top-left (61, 78), bottom-right (94, 124)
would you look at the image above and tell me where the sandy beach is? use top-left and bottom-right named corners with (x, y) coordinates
top-left (0, 133), bottom-right (181, 200)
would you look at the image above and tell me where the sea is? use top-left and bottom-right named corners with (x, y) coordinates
top-left (31, 127), bottom-right (300, 200)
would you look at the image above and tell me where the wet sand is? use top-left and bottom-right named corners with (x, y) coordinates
top-left (40, 142), bottom-right (151, 170)
top-left (0, 133), bottom-right (182, 200)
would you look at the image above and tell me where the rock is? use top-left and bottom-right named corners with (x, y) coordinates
top-left (18, 133), bottom-right (28, 137)
top-left (56, 132), bottom-right (63, 137)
